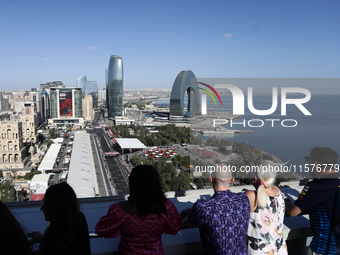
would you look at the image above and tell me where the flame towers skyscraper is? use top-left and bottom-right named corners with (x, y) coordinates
top-left (107, 55), bottom-right (123, 118)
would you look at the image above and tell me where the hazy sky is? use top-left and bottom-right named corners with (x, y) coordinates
top-left (0, 1), bottom-right (339, 92)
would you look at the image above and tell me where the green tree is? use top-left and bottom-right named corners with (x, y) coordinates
top-left (170, 172), bottom-right (191, 191)
top-left (180, 156), bottom-right (190, 168)
top-left (38, 133), bottom-right (44, 142)
top-left (206, 136), bottom-right (221, 147)
top-left (17, 171), bottom-right (42, 180)
top-left (131, 156), bottom-right (142, 166)
top-left (196, 178), bottom-right (204, 189)
top-left (0, 181), bottom-right (17, 202)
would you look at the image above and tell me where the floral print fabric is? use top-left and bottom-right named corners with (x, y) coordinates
top-left (247, 192), bottom-right (287, 255)
top-left (95, 199), bottom-right (182, 255)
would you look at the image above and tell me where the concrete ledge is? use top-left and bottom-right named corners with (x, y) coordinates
top-left (6, 183), bottom-right (312, 255)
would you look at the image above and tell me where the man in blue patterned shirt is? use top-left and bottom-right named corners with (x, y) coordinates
top-left (181, 164), bottom-right (250, 255)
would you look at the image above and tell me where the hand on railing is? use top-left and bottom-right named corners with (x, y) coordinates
top-left (27, 231), bottom-right (43, 244)
top-left (180, 208), bottom-right (193, 229)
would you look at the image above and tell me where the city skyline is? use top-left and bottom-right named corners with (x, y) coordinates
top-left (0, 1), bottom-right (339, 94)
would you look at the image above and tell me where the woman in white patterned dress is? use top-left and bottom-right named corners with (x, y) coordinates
top-left (245, 159), bottom-right (288, 255)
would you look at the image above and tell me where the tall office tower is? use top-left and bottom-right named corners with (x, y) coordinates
top-left (98, 89), bottom-right (106, 100)
top-left (32, 88), bottom-right (50, 124)
top-left (0, 92), bottom-right (7, 110)
top-left (105, 69), bottom-right (108, 106)
top-left (76, 75), bottom-right (87, 97)
top-left (84, 81), bottom-right (98, 108)
top-left (107, 55), bottom-right (123, 118)
top-left (0, 92), bottom-right (3, 110)
top-left (82, 94), bottom-right (93, 121)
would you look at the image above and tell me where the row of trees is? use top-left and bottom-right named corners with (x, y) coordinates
top-left (17, 171), bottom-right (42, 180)
top-left (117, 124), bottom-right (299, 191)
top-left (130, 155), bottom-right (192, 192)
top-left (109, 124), bottom-right (190, 146)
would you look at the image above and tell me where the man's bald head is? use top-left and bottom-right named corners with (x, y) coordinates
top-left (211, 163), bottom-right (233, 187)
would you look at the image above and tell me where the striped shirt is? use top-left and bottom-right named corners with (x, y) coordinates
top-left (295, 175), bottom-right (340, 255)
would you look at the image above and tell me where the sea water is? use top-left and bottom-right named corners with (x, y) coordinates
top-left (154, 95), bottom-right (340, 177)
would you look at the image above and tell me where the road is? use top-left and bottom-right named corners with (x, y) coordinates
top-left (91, 135), bottom-right (113, 196)
top-left (87, 127), bottom-right (129, 196)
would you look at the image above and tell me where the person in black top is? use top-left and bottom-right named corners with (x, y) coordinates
top-left (29, 182), bottom-right (91, 255)
top-left (286, 147), bottom-right (340, 255)
top-left (0, 201), bottom-right (35, 255)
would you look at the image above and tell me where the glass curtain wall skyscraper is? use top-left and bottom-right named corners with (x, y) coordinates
top-left (76, 75), bottom-right (87, 97)
top-left (84, 81), bottom-right (98, 108)
top-left (105, 68), bottom-right (108, 108)
top-left (107, 55), bottom-right (123, 118)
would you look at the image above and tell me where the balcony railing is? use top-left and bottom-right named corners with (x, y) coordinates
top-left (7, 181), bottom-right (313, 255)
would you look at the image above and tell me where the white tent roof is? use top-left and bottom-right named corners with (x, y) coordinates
top-left (31, 173), bottom-right (51, 183)
top-left (115, 138), bottom-right (146, 149)
top-left (30, 174), bottom-right (51, 191)
top-left (67, 131), bottom-right (99, 198)
top-left (38, 144), bottom-right (61, 172)
top-left (53, 138), bottom-right (64, 144)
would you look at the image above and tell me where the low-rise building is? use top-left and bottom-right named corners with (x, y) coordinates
top-left (29, 173), bottom-right (51, 194)
top-left (114, 116), bottom-right (134, 125)
top-left (0, 120), bottom-right (25, 169)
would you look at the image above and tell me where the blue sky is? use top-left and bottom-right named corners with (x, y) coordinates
top-left (0, 0), bottom-right (339, 92)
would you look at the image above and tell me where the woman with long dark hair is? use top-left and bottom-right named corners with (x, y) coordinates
top-left (0, 201), bottom-right (34, 255)
top-left (30, 182), bottom-right (91, 255)
top-left (96, 165), bottom-right (182, 254)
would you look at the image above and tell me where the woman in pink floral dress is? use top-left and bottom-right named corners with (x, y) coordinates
top-left (95, 165), bottom-right (182, 255)
top-left (245, 160), bottom-right (288, 255)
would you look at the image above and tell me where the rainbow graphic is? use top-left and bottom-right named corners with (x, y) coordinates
top-left (197, 82), bottom-right (222, 106)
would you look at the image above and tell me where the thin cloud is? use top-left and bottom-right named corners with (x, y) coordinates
top-left (224, 34), bottom-right (233, 38)
top-left (160, 55), bottom-right (163, 59)
top-left (43, 58), bottom-right (48, 61)
top-left (88, 46), bottom-right (98, 50)
top-left (290, 51), bottom-right (295, 54)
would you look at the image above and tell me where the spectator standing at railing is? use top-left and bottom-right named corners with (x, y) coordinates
top-left (181, 164), bottom-right (250, 255)
top-left (0, 200), bottom-right (35, 255)
top-left (245, 159), bottom-right (287, 255)
top-left (28, 182), bottom-right (91, 255)
top-left (96, 165), bottom-right (182, 254)
top-left (286, 147), bottom-right (340, 255)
